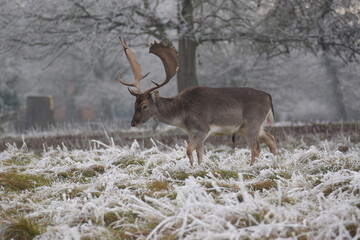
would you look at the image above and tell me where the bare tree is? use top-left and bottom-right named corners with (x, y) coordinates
top-left (0, 0), bottom-right (359, 93)
top-left (258, 0), bottom-right (359, 120)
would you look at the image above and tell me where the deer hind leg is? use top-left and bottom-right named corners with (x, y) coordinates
top-left (259, 128), bottom-right (277, 155)
top-left (244, 128), bottom-right (261, 166)
top-left (186, 132), bottom-right (208, 166)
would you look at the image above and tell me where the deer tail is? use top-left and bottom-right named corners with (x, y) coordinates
top-left (266, 94), bottom-right (275, 125)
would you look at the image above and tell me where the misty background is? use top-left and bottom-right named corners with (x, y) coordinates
top-left (0, 0), bottom-right (359, 133)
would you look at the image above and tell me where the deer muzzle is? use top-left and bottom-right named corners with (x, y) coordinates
top-left (131, 119), bottom-right (140, 127)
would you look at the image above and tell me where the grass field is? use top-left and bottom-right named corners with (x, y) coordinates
top-left (0, 125), bottom-right (359, 239)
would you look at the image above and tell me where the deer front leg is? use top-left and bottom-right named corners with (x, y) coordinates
top-left (186, 132), bottom-right (208, 166)
top-left (186, 147), bottom-right (195, 166)
top-left (196, 144), bottom-right (205, 165)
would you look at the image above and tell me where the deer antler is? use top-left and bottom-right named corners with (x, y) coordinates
top-left (119, 37), bottom-right (178, 96)
top-left (143, 39), bottom-right (179, 95)
top-left (118, 37), bottom-right (149, 94)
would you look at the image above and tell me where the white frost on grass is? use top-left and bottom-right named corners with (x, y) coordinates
top-left (0, 136), bottom-right (359, 239)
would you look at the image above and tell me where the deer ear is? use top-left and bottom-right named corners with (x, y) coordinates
top-left (151, 90), bottom-right (160, 101)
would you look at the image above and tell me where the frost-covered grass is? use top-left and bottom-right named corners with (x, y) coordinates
top-left (0, 135), bottom-right (360, 239)
top-left (0, 119), bottom-right (169, 139)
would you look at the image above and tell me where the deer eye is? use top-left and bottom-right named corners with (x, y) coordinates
top-left (141, 104), bottom-right (149, 111)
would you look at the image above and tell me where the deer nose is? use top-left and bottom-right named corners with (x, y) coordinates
top-left (131, 120), bottom-right (138, 127)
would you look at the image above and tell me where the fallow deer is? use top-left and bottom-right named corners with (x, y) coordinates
top-left (118, 37), bottom-right (276, 166)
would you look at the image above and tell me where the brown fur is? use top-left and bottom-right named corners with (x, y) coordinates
top-left (130, 86), bottom-right (277, 166)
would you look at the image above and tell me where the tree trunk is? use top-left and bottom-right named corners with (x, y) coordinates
top-left (177, 0), bottom-right (199, 93)
top-left (322, 54), bottom-right (347, 120)
top-left (318, 0), bottom-right (347, 121)
top-left (26, 96), bottom-right (55, 130)
top-left (178, 39), bottom-right (198, 92)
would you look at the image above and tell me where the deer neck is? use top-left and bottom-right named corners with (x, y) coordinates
top-left (154, 97), bottom-right (184, 127)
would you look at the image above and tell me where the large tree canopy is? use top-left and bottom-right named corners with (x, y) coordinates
top-left (0, 0), bottom-right (359, 92)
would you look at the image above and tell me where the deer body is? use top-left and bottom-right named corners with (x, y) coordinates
top-left (118, 38), bottom-right (276, 166)
top-left (153, 86), bottom-right (270, 132)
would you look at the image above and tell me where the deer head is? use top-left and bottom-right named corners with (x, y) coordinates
top-left (118, 37), bottom-right (179, 127)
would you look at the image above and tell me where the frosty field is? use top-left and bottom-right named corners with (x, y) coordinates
top-left (0, 130), bottom-right (360, 239)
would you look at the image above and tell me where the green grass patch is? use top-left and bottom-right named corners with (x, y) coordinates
top-left (107, 228), bottom-right (137, 240)
top-left (89, 164), bottom-right (106, 174)
top-left (193, 170), bottom-right (208, 178)
top-left (0, 171), bottom-right (51, 192)
top-left (170, 171), bottom-right (190, 180)
top-left (0, 217), bottom-right (42, 240)
top-left (226, 210), bottom-right (267, 228)
top-left (104, 211), bottom-right (140, 227)
top-left (105, 211), bottom-right (160, 238)
top-left (214, 169), bottom-right (239, 180)
top-left (146, 180), bottom-right (177, 199)
top-left (242, 173), bottom-right (256, 180)
top-left (170, 170), bottom-right (208, 181)
top-left (112, 155), bottom-right (145, 168)
top-left (281, 196), bottom-right (296, 205)
top-left (217, 181), bottom-right (240, 191)
top-left (147, 180), bottom-right (170, 192)
top-left (3, 157), bottom-right (30, 166)
top-left (322, 180), bottom-right (352, 197)
top-left (66, 186), bottom-right (86, 199)
top-left (2, 154), bottom-right (39, 167)
top-left (248, 179), bottom-right (277, 191)
top-left (345, 223), bottom-right (359, 238)
top-left (275, 170), bottom-right (292, 180)
top-left (56, 165), bottom-right (105, 183)
top-left (104, 212), bottom-right (120, 226)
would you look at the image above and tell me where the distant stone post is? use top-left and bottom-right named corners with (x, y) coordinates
top-left (26, 96), bottom-right (55, 130)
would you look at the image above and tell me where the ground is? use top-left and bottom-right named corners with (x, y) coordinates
top-left (0, 123), bottom-right (359, 239)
